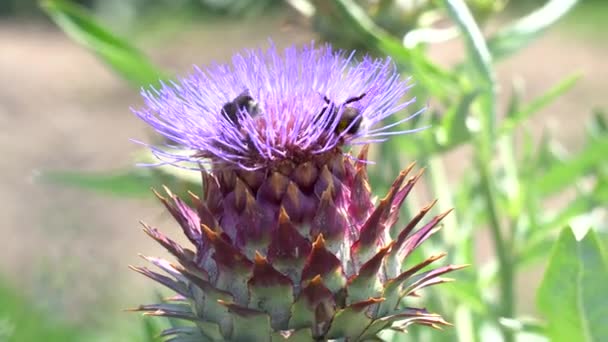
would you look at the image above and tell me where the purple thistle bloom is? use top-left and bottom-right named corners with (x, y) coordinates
top-left (130, 42), bottom-right (461, 341)
top-left (134, 42), bottom-right (424, 170)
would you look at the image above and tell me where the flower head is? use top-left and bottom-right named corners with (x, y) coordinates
top-left (131, 43), bottom-right (460, 341)
top-left (134, 43), bottom-right (422, 170)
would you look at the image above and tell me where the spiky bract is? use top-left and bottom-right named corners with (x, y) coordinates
top-left (132, 148), bottom-right (461, 341)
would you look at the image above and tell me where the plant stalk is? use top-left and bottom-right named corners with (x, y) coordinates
top-left (476, 155), bottom-right (515, 342)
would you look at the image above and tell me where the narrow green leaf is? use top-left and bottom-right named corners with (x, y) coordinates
top-left (519, 194), bottom-right (600, 267)
top-left (40, 168), bottom-right (162, 197)
top-left (440, 0), bottom-right (493, 86)
top-left (499, 317), bottom-right (546, 335)
top-left (536, 135), bottom-right (608, 196)
top-left (506, 78), bottom-right (524, 119)
top-left (140, 316), bottom-right (163, 342)
top-left (520, 118), bottom-right (608, 253)
top-left (332, 0), bottom-right (459, 100)
top-left (537, 227), bottom-right (608, 342)
top-left (500, 74), bottom-right (581, 136)
top-left (499, 85), bottom-right (526, 218)
top-left (488, 0), bottom-right (580, 61)
top-left (594, 176), bottom-right (608, 202)
top-left (41, 0), bottom-right (167, 87)
top-left (435, 90), bottom-right (477, 149)
top-left (39, 149), bottom-right (202, 198)
top-left (440, 0), bottom-right (497, 155)
top-left (534, 130), bottom-right (564, 171)
top-left (588, 108), bottom-right (608, 139)
top-left (39, 166), bottom-right (201, 199)
top-left (411, 74), bottom-right (579, 157)
top-left (441, 276), bottom-right (486, 314)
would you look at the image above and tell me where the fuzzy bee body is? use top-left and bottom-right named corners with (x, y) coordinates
top-left (316, 93), bottom-right (366, 135)
top-left (221, 92), bottom-right (260, 128)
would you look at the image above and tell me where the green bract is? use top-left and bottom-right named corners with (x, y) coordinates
top-left (132, 149), bottom-right (461, 341)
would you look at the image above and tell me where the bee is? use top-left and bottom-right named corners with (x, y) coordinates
top-left (221, 91), bottom-right (260, 128)
top-left (316, 93), bottom-right (366, 135)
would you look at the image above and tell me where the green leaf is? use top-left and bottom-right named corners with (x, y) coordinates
top-left (518, 119), bottom-right (607, 265)
top-left (39, 167), bottom-right (201, 198)
top-left (505, 79), bottom-right (524, 120)
top-left (588, 108), bottom-right (608, 139)
top-left (40, 168), bottom-right (163, 197)
top-left (488, 0), bottom-right (580, 61)
top-left (499, 317), bottom-right (546, 335)
top-left (140, 316), bottom-right (163, 342)
top-left (0, 278), bottom-right (83, 342)
top-left (518, 196), bottom-right (597, 267)
top-left (594, 175), bottom-right (608, 202)
top-left (440, 0), bottom-right (493, 86)
top-left (38, 149), bottom-right (202, 198)
top-left (331, 0), bottom-right (459, 100)
top-left (441, 274), bottom-right (486, 314)
top-left (41, 0), bottom-right (167, 87)
top-left (405, 74), bottom-right (579, 157)
top-left (500, 74), bottom-right (581, 136)
top-left (536, 135), bottom-right (608, 196)
top-left (440, 0), bottom-right (497, 158)
top-left (435, 90), bottom-right (477, 150)
top-left (537, 227), bottom-right (608, 342)
top-left (534, 130), bottom-right (564, 171)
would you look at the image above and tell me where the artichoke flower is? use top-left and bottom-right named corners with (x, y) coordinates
top-left (131, 43), bottom-right (462, 341)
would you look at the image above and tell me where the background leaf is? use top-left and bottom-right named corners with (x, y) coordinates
top-left (39, 166), bottom-right (201, 199)
top-left (0, 278), bottom-right (84, 342)
top-left (499, 74), bottom-right (581, 136)
top-left (537, 135), bottom-right (608, 196)
top-left (38, 149), bottom-right (202, 198)
top-left (332, 0), bottom-right (459, 100)
top-left (140, 316), bottom-right (163, 342)
top-left (537, 227), bottom-right (608, 342)
top-left (440, 0), bottom-right (497, 150)
top-left (40, 168), bottom-right (164, 197)
top-left (441, 0), bottom-right (493, 85)
top-left (488, 0), bottom-right (580, 60)
top-left (41, 0), bottom-right (167, 87)
top-left (435, 90), bottom-right (477, 149)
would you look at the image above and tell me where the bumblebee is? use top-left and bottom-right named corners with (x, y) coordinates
top-left (221, 91), bottom-right (260, 128)
top-left (317, 93), bottom-right (366, 135)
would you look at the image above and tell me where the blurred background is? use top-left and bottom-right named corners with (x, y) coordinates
top-left (0, 0), bottom-right (606, 341)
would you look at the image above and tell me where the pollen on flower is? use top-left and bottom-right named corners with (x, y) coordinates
top-left (133, 42), bottom-right (424, 171)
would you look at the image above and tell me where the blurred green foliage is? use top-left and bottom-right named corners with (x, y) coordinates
top-left (6, 0), bottom-right (605, 341)
top-left (0, 278), bottom-right (83, 342)
top-left (0, 278), bottom-right (171, 342)
top-left (1, 0), bottom-right (278, 17)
